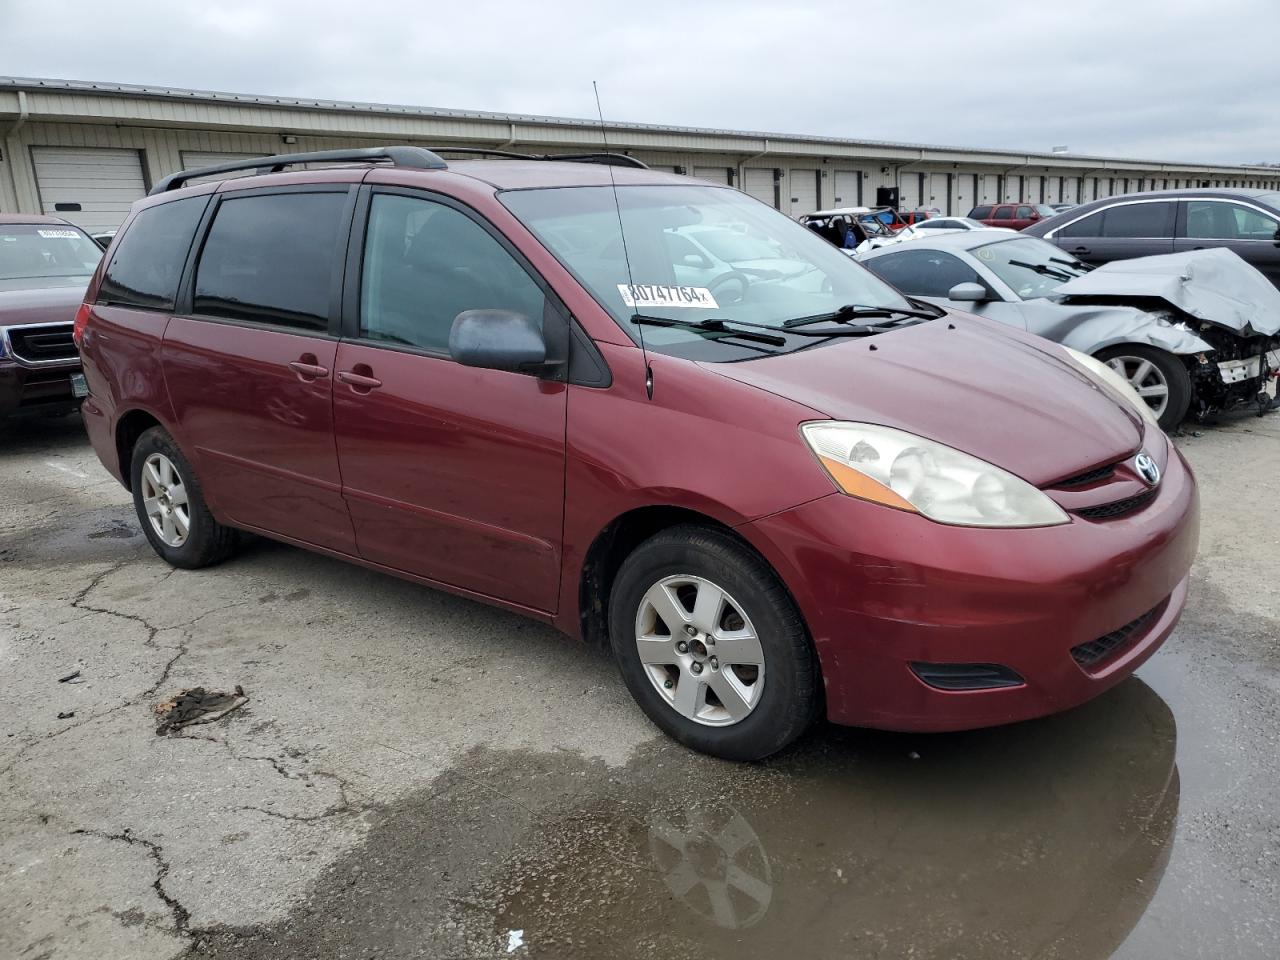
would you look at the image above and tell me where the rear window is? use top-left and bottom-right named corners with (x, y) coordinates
top-left (0, 223), bottom-right (102, 283)
top-left (98, 198), bottom-right (205, 309)
top-left (193, 191), bottom-right (348, 330)
top-left (969, 206), bottom-right (993, 219)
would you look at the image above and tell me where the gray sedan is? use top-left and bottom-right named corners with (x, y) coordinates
top-left (859, 232), bottom-right (1280, 430)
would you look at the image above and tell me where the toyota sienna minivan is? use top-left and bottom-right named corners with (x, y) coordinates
top-left (75, 147), bottom-right (1199, 760)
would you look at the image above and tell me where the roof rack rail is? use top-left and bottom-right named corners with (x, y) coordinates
top-left (432, 147), bottom-right (649, 169)
top-left (149, 146), bottom-right (449, 195)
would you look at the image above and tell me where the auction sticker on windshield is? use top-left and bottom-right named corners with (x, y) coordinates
top-left (37, 229), bottom-right (81, 239)
top-left (618, 284), bottom-right (720, 309)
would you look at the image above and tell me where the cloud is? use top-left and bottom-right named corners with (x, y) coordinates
top-left (3, 0), bottom-right (1278, 164)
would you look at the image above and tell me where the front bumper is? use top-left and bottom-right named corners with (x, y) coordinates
top-left (0, 358), bottom-right (83, 417)
top-left (742, 440), bottom-right (1199, 731)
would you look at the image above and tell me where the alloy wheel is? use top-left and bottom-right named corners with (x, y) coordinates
top-left (140, 452), bottom-right (190, 547)
top-left (634, 575), bottom-right (765, 727)
top-left (1105, 354), bottom-right (1170, 419)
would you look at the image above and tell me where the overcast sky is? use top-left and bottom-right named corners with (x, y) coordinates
top-left (3, 0), bottom-right (1278, 165)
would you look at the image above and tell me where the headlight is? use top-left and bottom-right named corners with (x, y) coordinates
top-left (801, 422), bottom-right (1069, 528)
top-left (1063, 347), bottom-right (1161, 429)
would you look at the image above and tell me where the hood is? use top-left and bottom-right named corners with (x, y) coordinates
top-left (1021, 299), bottom-right (1214, 356)
top-left (1054, 247), bottom-right (1280, 337)
top-left (0, 279), bottom-right (89, 327)
top-left (701, 316), bottom-right (1143, 486)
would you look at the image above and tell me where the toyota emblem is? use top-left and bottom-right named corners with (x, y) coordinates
top-left (1135, 453), bottom-right (1161, 486)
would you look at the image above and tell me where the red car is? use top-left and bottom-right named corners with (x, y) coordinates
top-left (968, 202), bottom-right (1059, 230)
top-left (76, 147), bottom-right (1198, 760)
top-left (0, 214), bottom-right (100, 418)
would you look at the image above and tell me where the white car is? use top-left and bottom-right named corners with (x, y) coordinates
top-left (665, 224), bottom-right (827, 301)
top-left (853, 217), bottom-right (1013, 255)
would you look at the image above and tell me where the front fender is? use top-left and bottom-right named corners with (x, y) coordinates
top-left (1054, 309), bottom-right (1213, 357)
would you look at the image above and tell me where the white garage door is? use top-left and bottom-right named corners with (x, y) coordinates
top-left (693, 166), bottom-right (732, 184)
top-left (180, 151), bottom-right (262, 183)
top-left (742, 168), bottom-right (776, 207)
top-left (788, 169), bottom-right (818, 216)
top-left (927, 173), bottom-right (950, 213)
top-left (31, 147), bottom-right (147, 233)
top-left (832, 170), bottom-right (860, 206)
top-left (898, 173), bottom-right (922, 211)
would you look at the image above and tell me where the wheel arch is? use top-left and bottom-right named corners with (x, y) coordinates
top-left (576, 504), bottom-right (810, 654)
top-left (113, 407), bottom-right (167, 492)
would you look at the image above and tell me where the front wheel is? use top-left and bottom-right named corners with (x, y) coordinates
top-left (1096, 345), bottom-right (1191, 431)
top-left (608, 525), bottom-right (819, 761)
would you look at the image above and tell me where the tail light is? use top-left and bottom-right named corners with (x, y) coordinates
top-left (72, 302), bottom-right (92, 349)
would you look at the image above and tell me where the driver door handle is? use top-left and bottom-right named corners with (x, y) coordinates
top-left (288, 356), bottom-right (329, 380)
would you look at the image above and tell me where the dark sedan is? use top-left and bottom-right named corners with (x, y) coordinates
top-left (1025, 188), bottom-right (1280, 287)
top-left (0, 215), bottom-right (101, 419)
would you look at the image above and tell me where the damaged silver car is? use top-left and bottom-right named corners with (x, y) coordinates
top-left (859, 235), bottom-right (1280, 430)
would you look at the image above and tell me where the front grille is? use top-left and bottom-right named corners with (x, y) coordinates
top-left (6, 323), bottom-right (78, 364)
top-left (1053, 463), bottom-right (1117, 488)
top-left (1073, 487), bottom-right (1158, 521)
top-left (1071, 602), bottom-right (1165, 669)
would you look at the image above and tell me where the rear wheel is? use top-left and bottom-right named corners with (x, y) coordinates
top-left (1096, 345), bottom-right (1191, 431)
top-left (130, 427), bottom-right (238, 568)
top-left (608, 525), bottom-right (819, 761)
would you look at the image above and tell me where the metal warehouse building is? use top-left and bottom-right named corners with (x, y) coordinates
top-left (2, 76), bottom-right (1277, 234)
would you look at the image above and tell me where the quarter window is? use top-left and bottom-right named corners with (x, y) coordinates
top-left (1183, 200), bottom-right (1279, 240)
top-left (1100, 201), bottom-right (1176, 238)
top-left (98, 197), bottom-right (205, 309)
top-left (863, 249), bottom-right (983, 298)
top-left (359, 193), bottom-right (545, 353)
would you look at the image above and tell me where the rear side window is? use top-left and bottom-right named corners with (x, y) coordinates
top-left (969, 206), bottom-right (992, 219)
top-left (359, 193), bottom-right (545, 353)
top-left (1057, 211), bottom-right (1105, 238)
top-left (98, 197), bottom-right (206, 309)
top-left (994, 206), bottom-right (1014, 220)
top-left (863, 249), bottom-right (982, 298)
top-left (193, 191), bottom-right (348, 330)
top-left (1100, 201), bottom-right (1175, 238)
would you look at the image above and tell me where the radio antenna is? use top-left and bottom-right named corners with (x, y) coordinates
top-left (593, 81), bottom-right (652, 399)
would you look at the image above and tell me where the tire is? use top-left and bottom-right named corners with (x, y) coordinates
top-left (1096, 345), bottom-right (1192, 431)
top-left (608, 525), bottom-right (819, 761)
top-left (129, 426), bottom-right (238, 568)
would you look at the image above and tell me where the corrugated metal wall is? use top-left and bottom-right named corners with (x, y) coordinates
top-left (2, 118), bottom-right (1277, 230)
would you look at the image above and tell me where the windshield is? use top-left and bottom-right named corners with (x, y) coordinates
top-left (0, 223), bottom-right (102, 282)
top-left (973, 236), bottom-right (1091, 300)
top-left (501, 185), bottom-right (914, 359)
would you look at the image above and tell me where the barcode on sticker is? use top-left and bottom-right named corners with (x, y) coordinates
top-left (617, 284), bottom-right (719, 310)
top-left (37, 229), bottom-right (80, 239)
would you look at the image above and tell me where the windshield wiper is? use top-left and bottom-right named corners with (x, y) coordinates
top-left (1048, 255), bottom-right (1093, 272)
top-left (1006, 259), bottom-right (1075, 282)
top-left (783, 302), bottom-right (939, 329)
top-left (631, 314), bottom-right (787, 346)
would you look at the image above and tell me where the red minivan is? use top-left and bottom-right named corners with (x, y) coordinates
top-left (76, 147), bottom-right (1198, 760)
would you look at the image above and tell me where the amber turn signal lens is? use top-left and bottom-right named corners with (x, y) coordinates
top-left (817, 455), bottom-right (918, 513)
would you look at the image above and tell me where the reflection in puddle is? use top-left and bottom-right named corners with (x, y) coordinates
top-left (466, 678), bottom-right (1178, 959)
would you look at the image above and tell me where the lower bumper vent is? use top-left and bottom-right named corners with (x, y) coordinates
top-left (1071, 601), bottom-right (1166, 669)
top-left (910, 662), bottom-right (1025, 691)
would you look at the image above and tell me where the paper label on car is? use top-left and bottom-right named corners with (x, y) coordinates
top-left (617, 284), bottom-right (719, 309)
top-left (37, 229), bottom-right (80, 239)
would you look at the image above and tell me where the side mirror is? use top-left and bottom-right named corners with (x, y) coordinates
top-left (948, 282), bottom-right (988, 302)
top-left (682, 253), bottom-right (712, 269)
top-left (449, 309), bottom-right (550, 375)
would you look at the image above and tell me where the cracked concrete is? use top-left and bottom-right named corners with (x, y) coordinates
top-left (2, 410), bottom-right (1279, 959)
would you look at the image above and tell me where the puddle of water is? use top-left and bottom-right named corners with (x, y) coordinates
top-left (458, 678), bottom-right (1177, 959)
top-left (195, 677), bottom-right (1176, 960)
